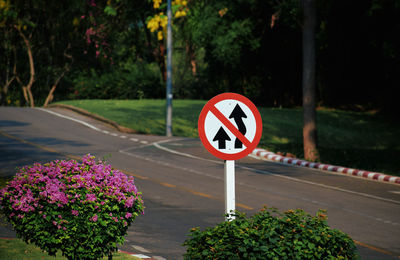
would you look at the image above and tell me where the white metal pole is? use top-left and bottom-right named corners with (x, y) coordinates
top-left (224, 160), bottom-right (235, 221)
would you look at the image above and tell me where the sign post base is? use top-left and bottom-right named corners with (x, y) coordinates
top-left (224, 160), bottom-right (235, 221)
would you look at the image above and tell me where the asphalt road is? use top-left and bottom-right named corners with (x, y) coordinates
top-left (0, 107), bottom-right (399, 259)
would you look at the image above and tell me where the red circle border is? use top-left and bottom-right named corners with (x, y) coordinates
top-left (198, 93), bottom-right (262, 160)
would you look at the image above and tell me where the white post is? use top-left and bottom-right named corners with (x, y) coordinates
top-left (224, 160), bottom-right (235, 221)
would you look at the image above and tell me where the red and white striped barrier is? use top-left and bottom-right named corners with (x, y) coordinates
top-left (252, 148), bottom-right (400, 185)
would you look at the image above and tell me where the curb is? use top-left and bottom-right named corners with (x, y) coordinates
top-left (252, 148), bottom-right (400, 185)
top-left (118, 249), bottom-right (155, 259)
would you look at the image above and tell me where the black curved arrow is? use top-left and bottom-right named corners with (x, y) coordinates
top-left (213, 126), bottom-right (231, 149)
top-left (229, 104), bottom-right (247, 148)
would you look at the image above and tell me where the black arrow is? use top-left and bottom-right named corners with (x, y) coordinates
top-left (213, 126), bottom-right (231, 149)
top-left (229, 104), bottom-right (247, 148)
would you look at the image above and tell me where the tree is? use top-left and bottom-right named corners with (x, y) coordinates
top-left (0, 0), bottom-right (87, 107)
top-left (0, 0), bottom-right (125, 107)
top-left (146, 0), bottom-right (188, 83)
top-left (301, 0), bottom-right (319, 161)
top-left (43, 44), bottom-right (73, 107)
top-left (178, 0), bottom-right (304, 104)
top-left (0, 27), bottom-right (17, 106)
top-left (15, 25), bottom-right (35, 107)
top-left (183, 0), bottom-right (264, 98)
top-left (146, 0), bottom-right (189, 136)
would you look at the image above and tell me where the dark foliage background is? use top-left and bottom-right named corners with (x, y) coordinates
top-left (1, 0), bottom-right (398, 114)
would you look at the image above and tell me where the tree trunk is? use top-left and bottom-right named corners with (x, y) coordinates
top-left (185, 40), bottom-right (197, 76)
top-left (158, 42), bottom-right (167, 82)
top-left (43, 68), bottom-right (67, 107)
top-left (1, 76), bottom-right (15, 106)
top-left (44, 44), bottom-right (72, 107)
top-left (43, 85), bottom-right (56, 107)
top-left (0, 50), bottom-right (16, 105)
top-left (16, 26), bottom-right (35, 107)
top-left (22, 86), bottom-right (29, 106)
top-left (141, 14), bottom-right (153, 50)
top-left (302, 0), bottom-right (320, 161)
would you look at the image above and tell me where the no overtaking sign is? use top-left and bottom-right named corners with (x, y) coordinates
top-left (198, 93), bottom-right (262, 160)
top-left (198, 93), bottom-right (262, 220)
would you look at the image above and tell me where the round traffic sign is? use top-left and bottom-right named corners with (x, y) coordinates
top-left (198, 93), bottom-right (262, 160)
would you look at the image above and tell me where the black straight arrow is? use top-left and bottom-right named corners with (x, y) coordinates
top-left (213, 126), bottom-right (231, 149)
top-left (229, 104), bottom-right (247, 148)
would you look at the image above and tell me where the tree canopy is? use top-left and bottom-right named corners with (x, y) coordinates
top-left (0, 0), bottom-right (398, 113)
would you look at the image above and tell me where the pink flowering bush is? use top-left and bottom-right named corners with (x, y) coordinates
top-left (0, 155), bottom-right (144, 259)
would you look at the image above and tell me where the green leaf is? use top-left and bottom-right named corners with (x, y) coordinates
top-left (104, 6), bottom-right (117, 16)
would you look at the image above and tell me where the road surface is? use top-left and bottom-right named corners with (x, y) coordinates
top-left (0, 107), bottom-right (399, 259)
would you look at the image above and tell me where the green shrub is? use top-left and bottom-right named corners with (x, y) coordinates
top-left (70, 62), bottom-right (162, 100)
top-left (0, 155), bottom-right (144, 259)
top-left (183, 208), bottom-right (358, 259)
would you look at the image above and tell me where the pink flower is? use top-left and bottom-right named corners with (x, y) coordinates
top-left (86, 193), bottom-right (96, 202)
top-left (125, 197), bottom-right (135, 208)
top-left (91, 214), bottom-right (98, 222)
top-left (71, 210), bottom-right (79, 216)
top-left (125, 212), bottom-right (132, 219)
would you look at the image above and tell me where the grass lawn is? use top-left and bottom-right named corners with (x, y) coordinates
top-left (0, 238), bottom-right (140, 260)
top-left (55, 99), bottom-right (400, 176)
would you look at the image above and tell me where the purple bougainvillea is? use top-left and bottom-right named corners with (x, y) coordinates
top-left (0, 154), bottom-right (144, 259)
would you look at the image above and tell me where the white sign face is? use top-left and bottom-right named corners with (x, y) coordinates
top-left (204, 99), bottom-right (257, 154)
top-left (198, 93), bottom-right (262, 160)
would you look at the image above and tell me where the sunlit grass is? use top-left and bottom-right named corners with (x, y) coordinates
top-left (55, 99), bottom-right (399, 175)
top-left (0, 238), bottom-right (140, 259)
